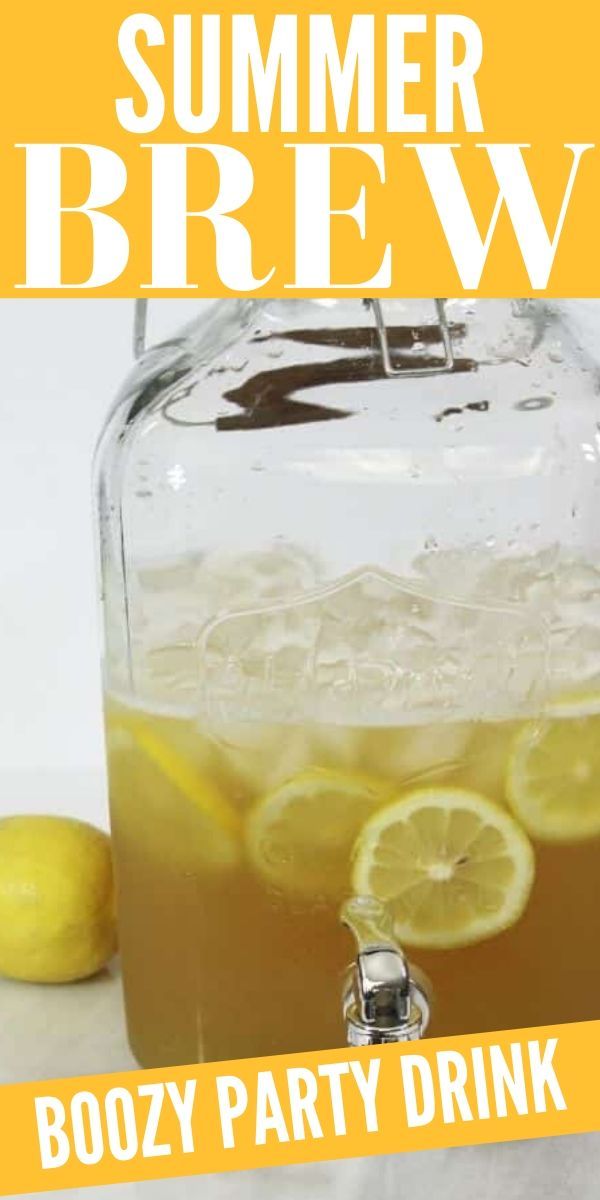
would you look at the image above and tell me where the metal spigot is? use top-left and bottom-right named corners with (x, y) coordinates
top-left (342, 896), bottom-right (431, 1046)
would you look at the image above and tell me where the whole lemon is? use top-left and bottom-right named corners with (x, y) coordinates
top-left (0, 816), bottom-right (117, 983)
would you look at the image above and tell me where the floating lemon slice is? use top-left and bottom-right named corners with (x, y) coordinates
top-left (111, 714), bottom-right (241, 869)
top-left (352, 787), bottom-right (535, 950)
top-left (507, 708), bottom-right (600, 842)
top-left (246, 767), bottom-right (390, 900)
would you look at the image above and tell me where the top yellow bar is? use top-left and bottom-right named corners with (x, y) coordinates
top-left (0, 1), bottom-right (598, 296)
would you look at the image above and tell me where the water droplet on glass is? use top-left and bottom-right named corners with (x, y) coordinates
top-left (514, 396), bottom-right (555, 412)
top-left (167, 464), bottom-right (187, 491)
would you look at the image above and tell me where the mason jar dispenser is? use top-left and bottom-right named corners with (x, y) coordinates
top-left (95, 299), bottom-right (600, 1068)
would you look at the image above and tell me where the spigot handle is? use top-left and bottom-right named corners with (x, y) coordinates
top-left (342, 897), bottom-right (431, 1046)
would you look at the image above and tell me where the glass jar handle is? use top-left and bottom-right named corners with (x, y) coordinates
top-left (133, 299), bottom-right (149, 359)
top-left (135, 297), bottom-right (456, 375)
top-left (133, 299), bottom-right (201, 358)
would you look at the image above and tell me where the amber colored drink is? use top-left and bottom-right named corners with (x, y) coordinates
top-left (106, 700), bottom-right (600, 1067)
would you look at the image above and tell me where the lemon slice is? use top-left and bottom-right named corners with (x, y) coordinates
top-left (507, 712), bottom-right (600, 842)
top-left (352, 787), bottom-right (535, 949)
top-left (111, 714), bottom-right (241, 869)
top-left (246, 767), bottom-right (390, 900)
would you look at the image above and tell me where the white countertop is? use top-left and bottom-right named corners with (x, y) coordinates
top-left (0, 965), bottom-right (134, 1086)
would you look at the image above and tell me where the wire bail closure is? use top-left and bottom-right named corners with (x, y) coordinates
top-left (368, 298), bottom-right (455, 379)
top-left (134, 298), bottom-right (456, 376)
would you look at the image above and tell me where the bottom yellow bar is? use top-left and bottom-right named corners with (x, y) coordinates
top-left (1, 1020), bottom-right (598, 1196)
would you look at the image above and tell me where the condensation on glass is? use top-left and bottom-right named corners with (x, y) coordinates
top-left (95, 299), bottom-right (600, 1067)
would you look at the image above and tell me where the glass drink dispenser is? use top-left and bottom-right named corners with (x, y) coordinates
top-left (96, 299), bottom-right (600, 1068)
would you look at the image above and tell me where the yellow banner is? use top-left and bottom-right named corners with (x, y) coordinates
top-left (2, 1021), bottom-right (600, 1195)
top-left (0, 1), bottom-right (599, 296)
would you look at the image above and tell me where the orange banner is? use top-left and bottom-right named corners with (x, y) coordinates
top-left (1, 1020), bottom-right (600, 1195)
top-left (0, 0), bottom-right (599, 296)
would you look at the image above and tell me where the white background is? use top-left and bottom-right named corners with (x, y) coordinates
top-left (0, 300), bottom-right (211, 827)
top-left (0, 301), bottom-right (132, 826)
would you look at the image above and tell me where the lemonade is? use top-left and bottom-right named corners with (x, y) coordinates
top-left (106, 698), bottom-right (600, 1067)
top-left (100, 537), bottom-right (600, 1066)
top-left (95, 294), bottom-right (600, 1067)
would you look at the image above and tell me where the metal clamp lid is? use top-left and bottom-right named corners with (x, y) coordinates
top-left (134, 297), bottom-right (456, 377)
top-left (368, 298), bottom-right (455, 379)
